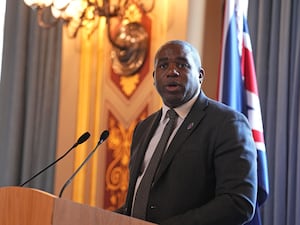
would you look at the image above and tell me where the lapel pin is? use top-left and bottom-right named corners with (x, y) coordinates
top-left (187, 122), bottom-right (194, 130)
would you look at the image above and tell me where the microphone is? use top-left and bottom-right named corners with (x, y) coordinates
top-left (58, 130), bottom-right (109, 198)
top-left (20, 132), bottom-right (91, 187)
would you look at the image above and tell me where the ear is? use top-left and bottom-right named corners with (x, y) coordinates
top-left (199, 68), bottom-right (205, 84)
top-left (152, 71), bottom-right (156, 85)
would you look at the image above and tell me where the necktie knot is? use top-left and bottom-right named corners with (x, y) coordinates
top-left (167, 109), bottom-right (178, 121)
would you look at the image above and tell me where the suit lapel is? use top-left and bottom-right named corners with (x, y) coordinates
top-left (153, 93), bottom-right (209, 183)
top-left (131, 111), bottom-right (161, 177)
top-left (125, 110), bottom-right (162, 215)
top-left (126, 110), bottom-right (161, 210)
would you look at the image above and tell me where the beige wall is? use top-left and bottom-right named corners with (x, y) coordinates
top-left (55, 0), bottom-right (223, 207)
top-left (187, 0), bottom-right (223, 100)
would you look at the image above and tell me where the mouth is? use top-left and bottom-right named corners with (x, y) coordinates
top-left (165, 82), bottom-right (181, 92)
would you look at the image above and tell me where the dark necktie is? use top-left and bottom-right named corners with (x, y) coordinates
top-left (132, 109), bottom-right (178, 219)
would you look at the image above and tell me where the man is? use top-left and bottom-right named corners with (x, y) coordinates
top-left (116, 40), bottom-right (257, 225)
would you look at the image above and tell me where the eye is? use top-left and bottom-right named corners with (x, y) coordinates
top-left (158, 63), bottom-right (168, 69)
top-left (177, 63), bottom-right (190, 69)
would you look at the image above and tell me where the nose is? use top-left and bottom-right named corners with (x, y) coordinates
top-left (167, 64), bottom-right (180, 77)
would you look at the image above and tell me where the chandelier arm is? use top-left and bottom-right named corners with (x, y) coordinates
top-left (106, 14), bottom-right (127, 50)
top-left (37, 7), bottom-right (58, 29)
top-left (132, 0), bottom-right (155, 14)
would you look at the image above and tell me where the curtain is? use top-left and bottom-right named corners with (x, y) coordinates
top-left (248, 0), bottom-right (300, 225)
top-left (0, 0), bottom-right (62, 193)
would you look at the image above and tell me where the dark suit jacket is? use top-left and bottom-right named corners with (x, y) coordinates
top-left (118, 91), bottom-right (257, 225)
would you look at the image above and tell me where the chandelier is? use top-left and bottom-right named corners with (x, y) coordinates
top-left (23, 0), bottom-right (155, 76)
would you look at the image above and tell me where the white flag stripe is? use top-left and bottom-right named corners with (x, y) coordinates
top-left (256, 142), bottom-right (266, 152)
top-left (246, 90), bottom-right (264, 132)
top-left (243, 32), bottom-right (253, 52)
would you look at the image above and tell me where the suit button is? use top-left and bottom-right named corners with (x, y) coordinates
top-left (150, 205), bottom-right (156, 209)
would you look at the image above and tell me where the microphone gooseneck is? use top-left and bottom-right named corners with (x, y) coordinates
top-left (19, 131), bottom-right (90, 187)
top-left (58, 130), bottom-right (109, 198)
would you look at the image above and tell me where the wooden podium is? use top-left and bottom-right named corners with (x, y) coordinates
top-left (0, 186), bottom-right (155, 225)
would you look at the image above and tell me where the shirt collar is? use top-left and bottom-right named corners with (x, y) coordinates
top-left (162, 89), bottom-right (200, 121)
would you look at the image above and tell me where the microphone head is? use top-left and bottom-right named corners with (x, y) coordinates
top-left (98, 130), bottom-right (109, 144)
top-left (77, 132), bottom-right (91, 144)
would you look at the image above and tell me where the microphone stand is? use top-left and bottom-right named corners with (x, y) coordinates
top-left (20, 132), bottom-right (90, 187)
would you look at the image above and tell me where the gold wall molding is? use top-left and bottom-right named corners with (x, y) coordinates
top-left (104, 108), bottom-right (148, 210)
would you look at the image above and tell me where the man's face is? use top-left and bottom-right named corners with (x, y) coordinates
top-left (153, 42), bottom-right (204, 108)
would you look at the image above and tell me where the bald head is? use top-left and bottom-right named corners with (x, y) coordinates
top-left (155, 40), bottom-right (202, 73)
